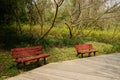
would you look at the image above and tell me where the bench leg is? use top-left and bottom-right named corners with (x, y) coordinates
top-left (16, 62), bottom-right (20, 69)
top-left (36, 59), bottom-right (41, 66)
top-left (88, 53), bottom-right (91, 57)
top-left (81, 54), bottom-right (83, 58)
top-left (94, 52), bottom-right (96, 56)
top-left (23, 62), bottom-right (26, 70)
top-left (76, 53), bottom-right (79, 56)
top-left (23, 62), bottom-right (26, 66)
top-left (37, 59), bottom-right (39, 62)
top-left (43, 57), bottom-right (46, 64)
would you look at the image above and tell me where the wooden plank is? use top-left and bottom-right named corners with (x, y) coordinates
top-left (7, 53), bottom-right (120, 80)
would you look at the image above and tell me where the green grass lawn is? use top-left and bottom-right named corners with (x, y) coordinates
top-left (0, 41), bottom-right (118, 80)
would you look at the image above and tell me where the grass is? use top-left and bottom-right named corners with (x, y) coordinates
top-left (86, 41), bottom-right (113, 54)
top-left (0, 41), bottom-right (118, 79)
top-left (47, 47), bottom-right (77, 63)
top-left (0, 51), bottom-right (19, 79)
top-left (0, 24), bottom-right (120, 79)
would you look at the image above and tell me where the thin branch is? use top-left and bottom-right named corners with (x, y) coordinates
top-left (33, 0), bottom-right (44, 35)
top-left (54, 0), bottom-right (58, 6)
top-left (58, 0), bottom-right (64, 7)
top-left (65, 23), bottom-right (73, 38)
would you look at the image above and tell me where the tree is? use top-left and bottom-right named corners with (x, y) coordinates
top-left (62, 0), bottom-right (120, 38)
top-left (36, 0), bottom-right (64, 41)
top-left (0, 0), bottom-right (27, 26)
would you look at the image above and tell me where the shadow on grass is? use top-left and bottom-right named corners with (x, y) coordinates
top-left (14, 60), bottom-right (48, 72)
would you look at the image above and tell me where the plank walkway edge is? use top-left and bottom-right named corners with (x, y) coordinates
top-left (7, 53), bottom-right (120, 80)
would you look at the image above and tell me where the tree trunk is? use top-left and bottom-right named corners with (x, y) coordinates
top-left (65, 23), bottom-right (73, 38)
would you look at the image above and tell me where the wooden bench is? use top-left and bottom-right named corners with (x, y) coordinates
top-left (11, 46), bottom-right (50, 67)
top-left (75, 44), bottom-right (98, 58)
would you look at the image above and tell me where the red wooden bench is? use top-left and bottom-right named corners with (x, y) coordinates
top-left (75, 44), bottom-right (98, 58)
top-left (11, 46), bottom-right (50, 67)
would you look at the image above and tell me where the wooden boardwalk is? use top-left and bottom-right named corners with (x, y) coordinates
top-left (8, 53), bottom-right (120, 80)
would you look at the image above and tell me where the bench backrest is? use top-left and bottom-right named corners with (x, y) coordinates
top-left (75, 44), bottom-right (93, 51)
top-left (11, 46), bottom-right (42, 59)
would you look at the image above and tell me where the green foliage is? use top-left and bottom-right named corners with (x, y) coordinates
top-left (86, 41), bottom-right (113, 54)
top-left (48, 47), bottom-right (77, 62)
top-left (0, 0), bottom-right (27, 26)
top-left (0, 51), bottom-right (19, 79)
top-left (36, 37), bottom-right (84, 48)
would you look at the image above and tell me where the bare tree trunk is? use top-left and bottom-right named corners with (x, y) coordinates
top-left (65, 23), bottom-right (73, 38)
top-left (33, 1), bottom-right (44, 35)
top-left (39, 5), bottom-right (59, 41)
top-left (111, 25), bottom-right (119, 41)
top-left (36, 0), bottom-right (64, 42)
top-left (14, 10), bottom-right (22, 35)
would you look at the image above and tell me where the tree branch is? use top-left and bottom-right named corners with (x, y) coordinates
top-left (36, 0), bottom-right (64, 41)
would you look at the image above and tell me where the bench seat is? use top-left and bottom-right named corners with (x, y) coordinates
top-left (11, 46), bottom-right (50, 67)
top-left (75, 44), bottom-right (98, 57)
top-left (78, 49), bottom-right (98, 54)
top-left (15, 54), bottom-right (50, 63)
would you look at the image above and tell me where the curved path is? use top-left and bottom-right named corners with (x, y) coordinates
top-left (8, 53), bottom-right (120, 80)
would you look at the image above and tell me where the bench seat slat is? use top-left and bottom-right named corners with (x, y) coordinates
top-left (78, 50), bottom-right (98, 54)
top-left (15, 54), bottom-right (50, 63)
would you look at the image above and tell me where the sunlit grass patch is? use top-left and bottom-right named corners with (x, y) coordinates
top-left (86, 41), bottom-right (113, 55)
top-left (47, 47), bottom-right (77, 63)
